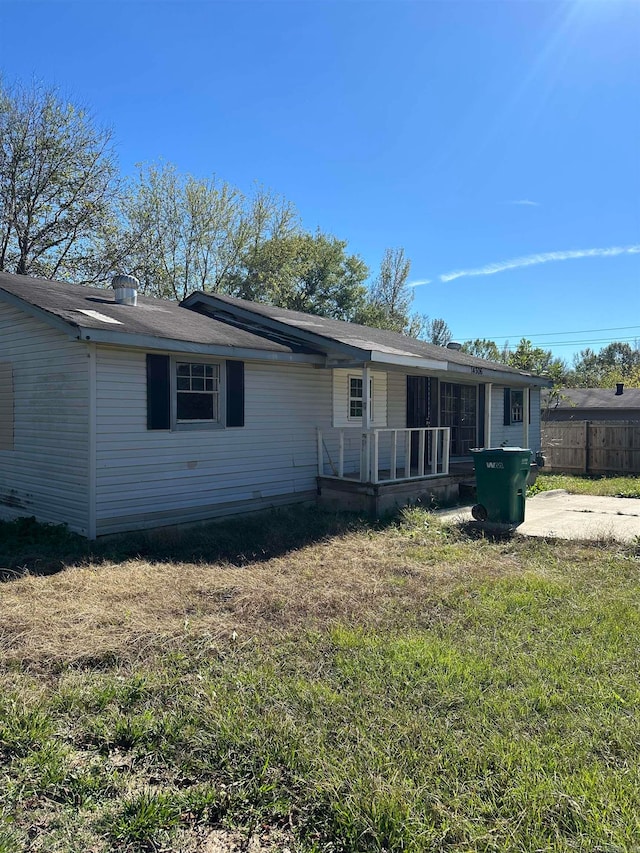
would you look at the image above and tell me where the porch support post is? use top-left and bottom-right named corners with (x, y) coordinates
top-left (362, 363), bottom-right (371, 429)
top-left (522, 387), bottom-right (530, 448)
top-left (485, 383), bottom-right (492, 448)
top-left (442, 428), bottom-right (451, 475)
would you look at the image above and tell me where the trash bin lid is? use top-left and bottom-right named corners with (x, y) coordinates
top-left (470, 447), bottom-right (530, 453)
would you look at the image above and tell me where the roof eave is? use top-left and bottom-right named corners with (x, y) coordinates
top-left (74, 327), bottom-right (326, 362)
top-left (370, 350), bottom-right (552, 385)
top-left (368, 351), bottom-right (444, 371)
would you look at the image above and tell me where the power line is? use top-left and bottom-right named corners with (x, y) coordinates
top-left (500, 336), bottom-right (640, 351)
top-left (459, 324), bottom-right (640, 341)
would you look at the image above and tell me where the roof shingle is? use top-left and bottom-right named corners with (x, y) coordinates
top-left (0, 272), bottom-right (294, 353)
top-left (545, 388), bottom-right (640, 409)
top-left (186, 291), bottom-right (537, 377)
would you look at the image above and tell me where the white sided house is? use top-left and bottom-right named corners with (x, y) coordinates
top-left (0, 272), bottom-right (550, 537)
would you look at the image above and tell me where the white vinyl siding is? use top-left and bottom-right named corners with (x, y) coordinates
top-left (530, 387), bottom-right (541, 450)
top-left (387, 371), bottom-right (407, 429)
top-left (320, 369), bottom-right (403, 477)
top-left (95, 348), bottom-right (333, 534)
top-left (0, 362), bottom-right (14, 451)
top-left (0, 302), bottom-right (90, 534)
top-left (332, 369), bottom-right (387, 428)
top-left (490, 386), bottom-right (541, 451)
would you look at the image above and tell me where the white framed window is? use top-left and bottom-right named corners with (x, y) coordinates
top-left (511, 389), bottom-right (524, 423)
top-left (333, 369), bottom-right (387, 428)
top-left (173, 359), bottom-right (223, 428)
top-left (348, 376), bottom-right (374, 421)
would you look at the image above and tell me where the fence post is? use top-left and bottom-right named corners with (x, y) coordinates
top-left (584, 420), bottom-right (589, 475)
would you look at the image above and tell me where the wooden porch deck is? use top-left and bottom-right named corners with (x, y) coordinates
top-left (317, 461), bottom-right (476, 517)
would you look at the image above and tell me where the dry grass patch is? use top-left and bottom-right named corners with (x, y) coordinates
top-left (2, 508), bottom-right (640, 851)
top-left (199, 827), bottom-right (296, 852)
top-left (0, 511), bottom-right (532, 670)
top-left (0, 539), bottom-right (400, 668)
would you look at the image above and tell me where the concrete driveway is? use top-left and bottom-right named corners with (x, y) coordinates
top-left (437, 489), bottom-right (640, 542)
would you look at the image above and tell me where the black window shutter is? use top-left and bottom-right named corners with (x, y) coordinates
top-left (503, 388), bottom-right (511, 426)
top-left (226, 361), bottom-right (244, 427)
top-left (146, 354), bottom-right (170, 430)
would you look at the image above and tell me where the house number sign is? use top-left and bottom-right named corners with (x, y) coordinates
top-left (471, 366), bottom-right (483, 375)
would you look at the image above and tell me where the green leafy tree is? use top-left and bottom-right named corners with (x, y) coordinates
top-left (461, 338), bottom-right (503, 361)
top-left (226, 230), bottom-right (369, 320)
top-left (424, 317), bottom-right (452, 347)
top-left (506, 338), bottom-right (567, 381)
top-left (120, 162), bottom-right (298, 301)
top-left (565, 347), bottom-right (602, 387)
top-left (0, 80), bottom-right (119, 281)
top-left (356, 247), bottom-right (414, 332)
top-left (568, 342), bottom-right (640, 388)
top-left (462, 336), bottom-right (567, 381)
top-left (354, 247), bottom-right (450, 341)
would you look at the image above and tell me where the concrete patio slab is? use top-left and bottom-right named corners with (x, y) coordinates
top-left (436, 489), bottom-right (640, 542)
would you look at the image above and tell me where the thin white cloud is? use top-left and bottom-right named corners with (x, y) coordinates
top-left (407, 278), bottom-right (431, 288)
top-left (440, 245), bottom-right (640, 284)
top-left (508, 199), bottom-right (540, 206)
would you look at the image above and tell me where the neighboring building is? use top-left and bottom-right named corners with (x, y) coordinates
top-left (0, 272), bottom-right (550, 537)
top-left (543, 386), bottom-right (640, 423)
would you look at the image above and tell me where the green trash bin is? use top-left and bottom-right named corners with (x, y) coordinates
top-left (469, 447), bottom-right (533, 526)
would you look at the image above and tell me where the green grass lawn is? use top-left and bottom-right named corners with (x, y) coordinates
top-left (1, 509), bottom-right (640, 852)
top-left (530, 472), bottom-right (640, 498)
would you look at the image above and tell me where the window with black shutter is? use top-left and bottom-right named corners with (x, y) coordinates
top-left (146, 355), bottom-right (244, 430)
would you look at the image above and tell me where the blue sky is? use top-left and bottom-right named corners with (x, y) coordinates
top-left (1, 0), bottom-right (638, 362)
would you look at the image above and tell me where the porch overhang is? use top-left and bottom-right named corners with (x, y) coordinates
top-left (326, 350), bottom-right (552, 387)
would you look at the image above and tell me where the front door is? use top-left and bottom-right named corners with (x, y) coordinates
top-left (406, 376), bottom-right (432, 465)
top-left (439, 382), bottom-right (477, 456)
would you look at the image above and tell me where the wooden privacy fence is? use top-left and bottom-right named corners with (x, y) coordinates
top-left (541, 421), bottom-right (640, 475)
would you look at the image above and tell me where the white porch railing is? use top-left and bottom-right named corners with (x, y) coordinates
top-left (317, 427), bottom-right (451, 484)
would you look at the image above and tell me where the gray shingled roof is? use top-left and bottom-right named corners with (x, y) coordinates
top-left (1, 272), bottom-right (552, 381)
top-left (0, 272), bottom-right (295, 353)
top-left (186, 291), bottom-right (537, 378)
top-left (545, 388), bottom-right (640, 409)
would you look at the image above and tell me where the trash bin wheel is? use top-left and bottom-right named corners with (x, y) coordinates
top-left (471, 504), bottom-right (488, 522)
